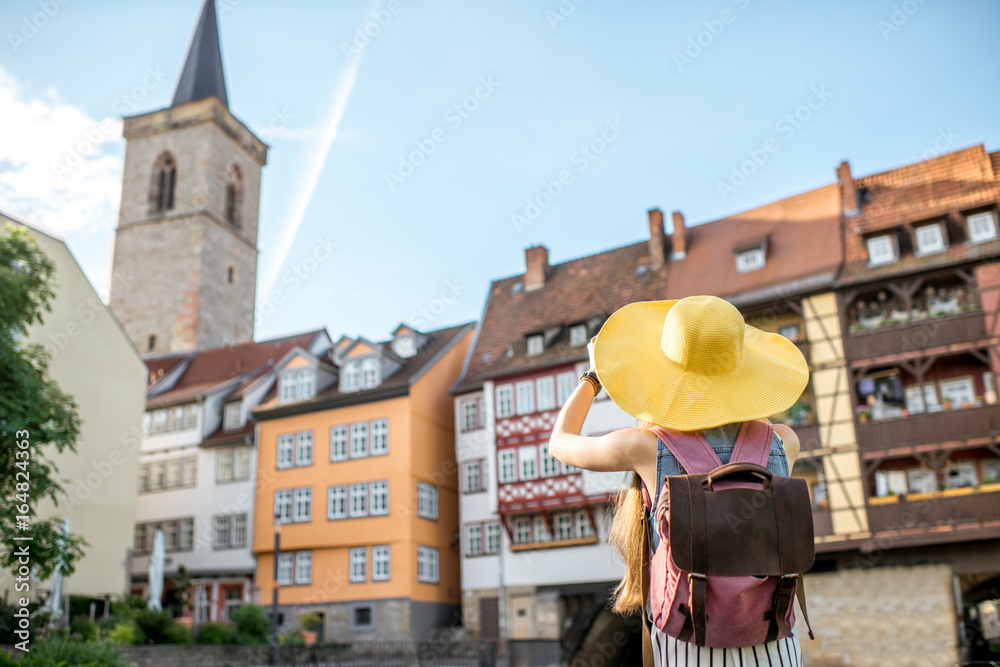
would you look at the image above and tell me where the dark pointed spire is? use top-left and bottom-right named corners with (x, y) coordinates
top-left (172, 0), bottom-right (229, 108)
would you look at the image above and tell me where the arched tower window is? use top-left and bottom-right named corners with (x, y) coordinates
top-left (224, 164), bottom-right (243, 227)
top-left (150, 153), bottom-right (177, 212)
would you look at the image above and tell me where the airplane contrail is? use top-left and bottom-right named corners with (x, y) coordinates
top-left (259, 1), bottom-right (381, 301)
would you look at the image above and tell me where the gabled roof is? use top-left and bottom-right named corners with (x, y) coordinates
top-left (172, 0), bottom-right (229, 108)
top-left (145, 329), bottom-right (327, 409)
top-left (255, 323), bottom-right (474, 419)
top-left (452, 241), bottom-right (670, 394)
top-left (665, 184), bottom-right (842, 307)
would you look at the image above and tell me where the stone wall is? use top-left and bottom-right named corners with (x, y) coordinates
top-left (800, 563), bottom-right (959, 666)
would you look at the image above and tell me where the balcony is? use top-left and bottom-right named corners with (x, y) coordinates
top-left (844, 311), bottom-right (986, 361)
top-left (867, 485), bottom-right (1000, 540)
top-left (855, 403), bottom-right (1000, 454)
top-left (793, 423), bottom-right (822, 454)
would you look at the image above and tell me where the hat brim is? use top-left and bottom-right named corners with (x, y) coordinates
top-left (594, 300), bottom-right (810, 431)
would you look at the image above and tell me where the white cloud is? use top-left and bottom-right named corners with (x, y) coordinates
top-left (0, 66), bottom-right (122, 238)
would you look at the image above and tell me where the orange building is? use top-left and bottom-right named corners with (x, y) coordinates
top-left (252, 323), bottom-right (473, 641)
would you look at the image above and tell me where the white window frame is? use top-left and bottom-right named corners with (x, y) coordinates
top-left (513, 517), bottom-right (531, 544)
top-left (224, 401), bottom-right (244, 431)
top-left (498, 450), bottom-right (517, 483)
top-left (277, 553), bottom-right (294, 586)
top-left (735, 246), bottom-right (766, 273)
top-left (278, 373), bottom-right (296, 403)
top-left (218, 450), bottom-right (234, 483)
top-left (485, 522), bottom-right (501, 554)
top-left (554, 512), bottom-right (574, 540)
top-left (370, 480), bottom-right (390, 516)
top-left (296, 431), bottom-right (314, 466)
top-left (466, 524), bottom-right (483, 556)
top-left (213, 515), bottom-right (231, 550)
top-left (349, 547), bottom-right (367, 583)
top-left (328, 485), bottom-right (348, 520)
top-left (370, 418), bottom-right (389, 456)
top-left (372, 545), bottom-right (391, 581)
top-left (516, 381), bottom-right (534, 415)
top-left (557, 371), bottom-right (576, 406)
top-left (539, 444), bottom-right (560, 478)
top-left (294, 550), bottom-right (312, 584)
top-left (518, 445), bottom-right (538, 481)
top-left (914, 223), bottom-right (946, 255)
top-left (361, 358), bottom-right (380, 389)
top-left (417, 545), bottom-right (439, 584)
top-left (461, 398), bottom-right (481, 432)
top-left (349, 482), bottom-right (368, 517)
top-left (462, 460), bottom-right (485, 494)
top-left (866, 234), bottom-right (898, 266)
top-left (232, 514), bottom-right (247, 547)
top-left (344, 362), bottom-right (359, 391)
top-left (534, 516), bottom-right (550, 543)
top-left (495, 385), bottom-right (514, 419)
top-left (292, 487), bottom-right (312, 523)
top-left (350, 422), bottom-right (368, 458)
top-left (330, 425), bottom-right (348, 461)
top-left (526, 334), bottom-right (544, 356)
top-left (298, 370), bottom-right (315, 400)
top-left (569, 324), bottom-right (588, 347)
top-left (232, 449), bottom-right (249, 481)
top-left (417, 481), bottom-right (439, 520)
top-left (576, 510), bottom-right (595, 539)
top-left (967, 211), bottom-right (998, 243)
top-left (277, 434), bottom-right (294, 469)
top-left (535, 376), bottom-right (556, 412)
top-left (274, 490), bottom-right (292, 523)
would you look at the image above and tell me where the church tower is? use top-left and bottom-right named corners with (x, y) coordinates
top-left (109, 0), bottom-right (266, 354)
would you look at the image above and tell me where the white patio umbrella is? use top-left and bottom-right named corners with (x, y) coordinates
top-left (42, 518), bottom-right (69, 624)
top-left (147, 529), bottom-right (165, 611)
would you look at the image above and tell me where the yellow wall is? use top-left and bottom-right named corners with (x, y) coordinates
top-left (254, 328), bottom-right (471, 607)
top-left (0, 219), bottom-right (148, 599)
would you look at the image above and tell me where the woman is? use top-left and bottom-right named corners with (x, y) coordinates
top-left (549, 295), bottom-right (809, 666)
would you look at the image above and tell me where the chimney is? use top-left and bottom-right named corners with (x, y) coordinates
top-left (837, 160), bottom-right (859, 217)
top-left (524, 245), bottom-right (549, 291)
top-left (671, 211), bottom-right (687, 260)
top-left (647, 208), bottom-right (665, 269)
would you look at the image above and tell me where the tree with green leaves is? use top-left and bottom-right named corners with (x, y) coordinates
top-left (0, 223), bottom-right (85, 582)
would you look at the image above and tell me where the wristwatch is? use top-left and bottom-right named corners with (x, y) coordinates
top-left (580, 371), bottom-right (602, 395)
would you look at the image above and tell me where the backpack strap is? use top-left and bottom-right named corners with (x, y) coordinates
top-left (648, 426), bottom-right (724, 474)
top-left (640, 508), bottom-right (654, 666)
top-left (730, 420), bottom-right (774, 467)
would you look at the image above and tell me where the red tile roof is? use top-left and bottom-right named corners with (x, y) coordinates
top-left (840, 145), bottom-right (1000, 284)
top-left (665, 184), bottom-right (842, 306)
top-left (453, 241), bottom-right (669, 393)
top-left (146, 330), bottom-right (326, 408)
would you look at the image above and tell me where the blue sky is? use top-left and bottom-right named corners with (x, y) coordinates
top-left (2, 0), bottom-right (999, 342)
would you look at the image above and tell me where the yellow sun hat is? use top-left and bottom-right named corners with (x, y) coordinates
top-left (593, 295), bottom-right (809, 431)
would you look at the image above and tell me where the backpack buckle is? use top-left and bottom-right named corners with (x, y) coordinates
top-left (687, 572), bottom-right (707, 583)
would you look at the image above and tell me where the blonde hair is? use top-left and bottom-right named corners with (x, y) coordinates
top-left (607, 420), bottom-right (655, 615)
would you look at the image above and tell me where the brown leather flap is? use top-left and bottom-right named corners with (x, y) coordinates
top-left (667, 473), bottom-right (815, 576)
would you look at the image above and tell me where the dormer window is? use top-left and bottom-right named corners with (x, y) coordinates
top-left (393, 335), bottom-right (416, 359)
top-left (866, 234), bottom-right (898, 266)
top-left (526, 334), bottom-right (544, 356)
top-left (278, 369), bottom-right (316, 404)
top-left (569, 324), bottom-right (588, 347)
top-left (361, 359), bottom-right (380, 389)
top-left (735, 246), bottom-right (766, 273)
top-left (914, 223), bottom-right (946, 256)
top-left (224, 401), bottom-right (244, 431)
top-left (344, 362), bottom-right (359, 391)
top-left (967, 211), bottom-right (997, 243)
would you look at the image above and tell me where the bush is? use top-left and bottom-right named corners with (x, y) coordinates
top-left (164, 622), bottom-right (194, 645)
top-left (231, 605), bottom-right (270, 645)
top-left (12, 634), bottom-right (132, 667)
top-left (0, 652), bottom-right (19, 667)
top-left (197, 621), bottom-right (237, 645)
top-left (69, 615), bottom-right (98, 640)
top-left (109, 622), bottom-right (142, 646)
top-left (131, 608), bottom-right (173, 644)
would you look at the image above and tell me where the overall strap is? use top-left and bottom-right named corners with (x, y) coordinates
top-left (640, 507), bottom-right (654, 666)
top-left (649, 426), bottom-right (723, 474)
top-left (730, 420), bottom-right (774, 467)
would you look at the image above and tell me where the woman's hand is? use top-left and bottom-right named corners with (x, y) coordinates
top-left (587, 335), bottom-right (598, 373)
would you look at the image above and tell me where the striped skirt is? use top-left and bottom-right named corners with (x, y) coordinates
top-left (650, 626), bottom-right (802, 667)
